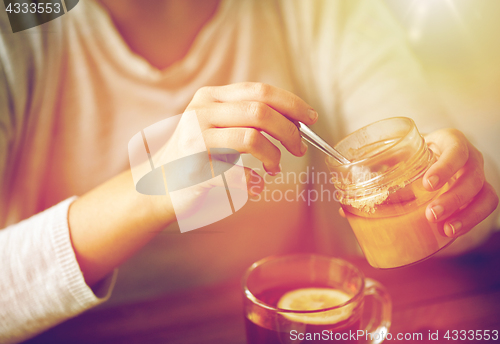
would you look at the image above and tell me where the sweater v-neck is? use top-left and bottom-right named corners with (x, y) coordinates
top-left (85, 0), bottom-right (233, 83)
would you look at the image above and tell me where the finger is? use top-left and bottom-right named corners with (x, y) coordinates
top-left (441, 182), bottom-right (499, 237)
top-left (194, 82), bottom-right (318, 125)
top-left (425, 154), bottom-right (485, 222)
top-left (200, 101), bottom-right (307, 157)
top-left (203, 127), bottom-right (282, 175)
top-left (423, 129), bottom-right (469, 191)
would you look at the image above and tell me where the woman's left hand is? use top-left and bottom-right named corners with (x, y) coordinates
top-left (424, 128), bottom-right (499, 237)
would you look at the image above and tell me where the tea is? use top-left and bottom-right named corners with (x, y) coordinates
top-left (245, 285), bottom-right (361, 344)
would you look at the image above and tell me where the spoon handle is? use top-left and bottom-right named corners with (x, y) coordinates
top-left (299, 122), bottom-right (350, 164)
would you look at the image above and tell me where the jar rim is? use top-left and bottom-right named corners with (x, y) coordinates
top-left (333, 117), bottom-right (415, 168)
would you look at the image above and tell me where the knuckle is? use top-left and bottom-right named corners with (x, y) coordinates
top-left (252, 82), bottom-right (271, 99)
top-left (447, 128), bottom-right (466, 140)
top-left (448, 141), bottom-right (469, 163)
top-left (287, 95), bottom-right (299, 112)
top-left (240, 82), bottom-right (256, 96)
top-left (247, 101), bottom-right (268, 121)
top-left (443, 128), bottom-right (469, 161)
top-left (187, 106), bottom-right (206, 125)
top-left (457, 143), bottom-right (469, 162)
top-left (441, 160), bottom-right (456, 177)
top-left (472, 168), bottom-right (485, 187)
top-left (243, 128), bottom-right (261, 151)
top-left (452, 191), bottom-right (465, 208)
top-left (195, 86), bottom-right (211, 97)
top-left (240, 82), bottom-right (254, 90)
top-left (284, 120), bottom-right (299, 142)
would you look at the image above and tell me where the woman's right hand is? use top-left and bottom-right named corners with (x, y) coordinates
top-left (150, 82), bottom-right (319, 220)
top-left (185, 82), bottom-right (318, 175)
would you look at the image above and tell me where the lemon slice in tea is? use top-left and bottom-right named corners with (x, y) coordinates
top-left (277, 288), bottom-right (353, 325)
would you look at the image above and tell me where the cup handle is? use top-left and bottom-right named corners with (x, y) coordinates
top-left (362, 278), bottom-right (392, 344)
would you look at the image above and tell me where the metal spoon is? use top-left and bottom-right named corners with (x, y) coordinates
top-left (298, 122), bottom-right (350, 164)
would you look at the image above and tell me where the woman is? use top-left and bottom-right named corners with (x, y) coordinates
top-left (0, 0), bottom-right (497, 342)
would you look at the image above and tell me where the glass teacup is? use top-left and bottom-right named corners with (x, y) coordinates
top-left (242, 254), bottom-right (391, 344)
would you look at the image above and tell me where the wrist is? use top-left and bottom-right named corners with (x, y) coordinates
top-left (68, 170), bottom-right (177, 285)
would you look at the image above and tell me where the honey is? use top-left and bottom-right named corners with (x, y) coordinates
top-left (342, 177), bottom-right (451, 268)
top-left (327, 118), bottom-right (454, 269)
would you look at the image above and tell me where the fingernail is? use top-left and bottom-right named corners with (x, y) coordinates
top-left (301, 141), bottom-right (308, 154)
top-left (308, 109), bottom-right (318, 122)
top-left (448, 221), bottom-right (462, 236)
top-left (429, 205), bottom-right (444, 221)
top-left (427, 175), bottom-right (439, 190)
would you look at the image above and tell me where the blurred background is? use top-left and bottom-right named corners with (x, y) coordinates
top-left (384, 0), bottom-right (500, 168)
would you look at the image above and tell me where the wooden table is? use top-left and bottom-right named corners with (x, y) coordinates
top-left (24, 232), bottom-right (500, 344)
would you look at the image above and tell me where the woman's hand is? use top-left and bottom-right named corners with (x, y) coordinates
top-left (186, 82), bottom-right (317, 175)
top-left (423, 129), bottom-right (499, 237)
top-left (149, 82), bottom-right (317, 219)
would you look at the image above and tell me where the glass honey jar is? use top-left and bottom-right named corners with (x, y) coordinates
top-left (327, 117), bottom-right (455, 269)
